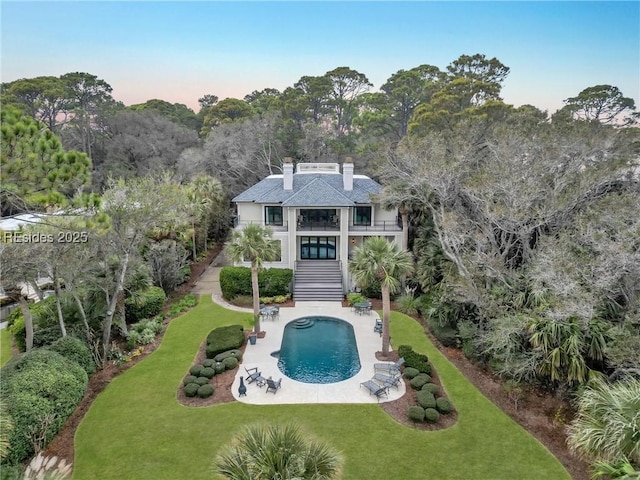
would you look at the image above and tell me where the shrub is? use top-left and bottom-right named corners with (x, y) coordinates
top-left (200, 367), bottom-right (216, 379)
top-left (222, 357), bottom-right (238, 370)
top-left (214, 362), bottom-right (225, 374)
top-left (184, 383), bottom-right (199, 397)
top-left (125, 286), bottom-right (166, 323)
top-left (183, 375), bottom-right (198, 385)
top-left (273, 294), bottom-right (290, 304)
top-left (396, 292), bottom-right (419, 316)
top-left (219, 266), bottom-right (293, 300)
top-left (189, 365), bottom-right (204, 376)
top-left (259, 268), bottom-right (294, 297)
top-left (132, 318), bottom-right (163, 335)
top-left (231, 295), bottom-right (254, 308)
top-left (126, 330), bottom-right (141, 350)
top-left (421, 383), bottom-right (439, 395)
top-left (33, 325), bottom-right (64, 348)
top-left (426, 317), bottom-right (458, 348)
top-left (49, 336), bottom-right (95, 374)
top-left (346, 293), bottom-right (366, 306)
top-left (417, 391), bottom-right (437, 409)
top-left (424, 408), bottom-right (440, 423)
top-left (1, 349), bottom-right (87, 464)
top-left (403, 367), bottom-right (420, 379)
top-left (194, 377), bottom-right (210, 386)
top-left (197, 384), bottom-right (215, 398)
top-left (408, 406), bottom-right (425, 422)
top-left (206, 325), bottom-right (245, 359)
top-left (9, 315), bottom-right (26, 352)
top-left (398, 345), bottom-right (431, 374)
top-left (214, 349), bottom-right (243, 362)
top-left (203, 359), bottom-right (215, 368)
top-left (410, 373), bottom-right (431, 390)
top-left (436, 397), bottom-right (452, 414)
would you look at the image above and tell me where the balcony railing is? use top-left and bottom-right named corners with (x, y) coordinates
top-left (296, 220), bottom-right (340, 231)
top-left (234, 220), bottom-right (289, 232)
top-left (349, 220), bottom-right (402, 232)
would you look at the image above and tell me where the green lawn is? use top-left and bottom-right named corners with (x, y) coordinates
top-left (0, 328), bottom-right (13, 366)
top-left (73, 296), bottom-right (570, 479)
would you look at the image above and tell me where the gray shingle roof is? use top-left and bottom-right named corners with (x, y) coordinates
top-left (232, 173), bottom-right (381, 206)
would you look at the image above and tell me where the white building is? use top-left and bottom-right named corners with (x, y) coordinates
top-left (232, 161), bottom-right (402, 300)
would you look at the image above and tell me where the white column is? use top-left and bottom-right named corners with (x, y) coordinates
top-left (340, 206), bottom-right (350, 290)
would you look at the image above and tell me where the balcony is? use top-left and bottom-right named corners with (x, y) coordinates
top-left (349, 220), bottom-right (402, 232)
top-left (234, 220), bottom-right (289, 232)
top-left (296, 220), bottom-right (340, 231)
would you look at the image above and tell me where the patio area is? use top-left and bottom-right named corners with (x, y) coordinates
top-left (231, 301), bottom-right (406, 405)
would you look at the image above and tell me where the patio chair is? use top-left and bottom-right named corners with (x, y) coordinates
top-left (374, 357), bottom-right (405, 375)
top-left (244, 366), bottom-right (262, 384)
top-left (373, 372), bottom-right (401, 390)
top-left (374, 319), bottom-right (382, 336)
top-left (360, 380), bottom-right (388, 401)
top-left (265, 377), bottom-right (282, 394)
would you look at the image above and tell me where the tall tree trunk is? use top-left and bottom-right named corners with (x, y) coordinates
top-left (102, 253), bottom-right (129, 363)
top-left (400, 209), bottom-right (409, 251)
top-left (381, 284), bottom-right (391, 356)
top-left (251, 262), bottom-right (260, 334)
top-left (53, 272), bottom-right (67, 337)
top-left (17, 296), bottom-right (34, 351)
top-left (66, 279), bottom-right (90, 331)
top-left (192, 220), bottom-right (197, 260)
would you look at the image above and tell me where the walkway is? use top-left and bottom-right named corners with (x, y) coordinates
top-left (190, 249), bottom-right (405, 405)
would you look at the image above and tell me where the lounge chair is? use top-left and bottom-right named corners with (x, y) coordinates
top-left (374, 319), bottom-right (382, 336)
top-left (374, 357), bottom-right (405, 375)
top-left (265, 377), bottom-right (282, 394)
top-left (244, 367), bottom-right (262, 384)
top-left (373, 372), bottom-right (401, 390)
top-left (360, 380), bottom-right (388, 401)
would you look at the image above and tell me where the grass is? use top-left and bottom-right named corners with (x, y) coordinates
top-left (0, 328), bottom-right (13, 366)
top-left (73, 297), bottom-right (570, 479)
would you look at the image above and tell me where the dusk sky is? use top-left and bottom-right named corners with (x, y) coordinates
top-left (1, 1), bottom-right (638, 115)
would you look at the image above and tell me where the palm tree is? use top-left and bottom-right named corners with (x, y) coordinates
top-left (567, 376), bottom-right (640, 469)
top-left (349, 237), bottom-right (414, 356)
top-left (214, 422), bottom-right (343, 480)
top-left (227, 224), bottom-right (279, 334)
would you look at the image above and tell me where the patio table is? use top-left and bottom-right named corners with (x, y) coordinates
top-left (353, 302), bottom-right (371, 315)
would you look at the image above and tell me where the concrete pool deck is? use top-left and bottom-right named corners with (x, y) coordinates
top-left (230, 301), bottom-right (406, 405)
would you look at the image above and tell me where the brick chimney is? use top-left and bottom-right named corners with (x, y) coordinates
top-left (343, 158), bottom-right (354, 191)
top-left (283, 157), bottom-right (293, 190)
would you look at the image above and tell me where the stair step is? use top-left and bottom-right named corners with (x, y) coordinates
top-left (292, 319), bottom-right (315, 329)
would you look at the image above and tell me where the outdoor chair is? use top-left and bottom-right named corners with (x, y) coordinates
top-left (244, 367), bottom-right (262, 384)
top-left (374, 357), bottom-right (405, 375)
top-left (360, 380), bottom-right (388, 401)
top-left (373, 372), bottom-right (401, 390)
top-left (374, 319), bottom-right (382, 336)
top-left (265, 377), bottom-right (282, 394)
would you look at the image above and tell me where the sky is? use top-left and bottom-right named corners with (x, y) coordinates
top-left (1, 1), bottom-right (639, 115)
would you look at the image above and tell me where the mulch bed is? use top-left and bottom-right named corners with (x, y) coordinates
top-left (45, 281), bottom-right (590, 480)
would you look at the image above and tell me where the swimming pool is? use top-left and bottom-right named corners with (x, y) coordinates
top-left (276, 317), bottom-right (361, 384)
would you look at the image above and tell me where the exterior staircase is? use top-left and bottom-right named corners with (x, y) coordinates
top-left (293, 261), bottom-right (343, 302)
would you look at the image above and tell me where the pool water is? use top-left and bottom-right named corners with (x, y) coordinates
top-left (276, 317), bottom-right (361, 384)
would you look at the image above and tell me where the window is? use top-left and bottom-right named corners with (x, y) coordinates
top-left (265, 206), bottom-right (283, 225)
top-left (354, 206), bottom-right (371, 226)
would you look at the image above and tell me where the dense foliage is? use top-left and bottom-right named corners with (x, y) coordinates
top-left (219, 266), bottom-right (293, 300)
top-left (205, 325), bottom-right (246, 359)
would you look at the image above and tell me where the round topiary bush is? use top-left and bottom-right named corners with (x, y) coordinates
top-left (194, 377), bottom-right (209, 386)
top-left (424, 408), bottom-right (440, 423)
top-left (213, 349), bottom-right (243, 362)
top-left (436, 397), bottom-right (452, 414)
top-left (222, 356), bottom-right (238, 370)
top-left (183, 375), bottom-right (198, 386)
top-left (421, 382), bottom-right (439, 395)
top-left (197, 384), bottom-right (215, 398)
top-left (410, 373), bottom-right (431, 390)
top-left (403, 367), bottom-right (420, 379)
top-left (417, 390), bottom-right (437, 409)
top-left (189, 365), bottom-right (204, 376)
top-left (184, 383), bottom-right (199, 397)
top-left (214, 362), bottom-right (225, 374)
top-left (408, 406), bottom-right (425, 422)
top-left (203, 359), bottom-right (215, 368)
top-left (200, 367), bottom-right (216, 379)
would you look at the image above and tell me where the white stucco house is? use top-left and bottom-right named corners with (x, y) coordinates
top-left (231, 160), bottom-right (402, 301)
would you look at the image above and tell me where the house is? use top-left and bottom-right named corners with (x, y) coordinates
top-left (231, 160), bottom-right (402, 301)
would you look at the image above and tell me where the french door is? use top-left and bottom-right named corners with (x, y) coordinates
top-left (300, 236), bottom-right (337, 260)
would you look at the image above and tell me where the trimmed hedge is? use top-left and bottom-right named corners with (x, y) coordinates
top-left (184, 383), bottom-right (199, 397)
top-left (183, 375), bottom-right (198, 386)
top-left (33, 325), bottom-right (64, 348)
top-left (203, 359), bottom-right (215, 368)
top-left (219, 267), bottom-right (293, 300)
top-left (213, 349), bottom-right (243, 362)
top-left (222, 357), bottom-right (238, 370)
top-left (436, 397), bottom-right (453, 414)
top-left (197, 384), bottom-right (215, 398)
top-left (410, 373), bottom-right (431, 390)
top-left (194, 377), bottom-right (210, 386)
top-left (417, 391), bottom-right (437, 409)
top-left (205, 325), bottom-right (245, 359)
top-left (424, 408), bottom-right (440, 423)
top-left (189, 365), bottom-right (204, 376)
top-left (1, 349), bottom-right (88, 465)
top-left (199, 367), bottom-right (216, 379)
top-left (398, 345), bottom-right (431, 374)
top-left (214, 362), bottom-right (225, 374)
top-left (403, 367), bottom-right (420, 379)
top-left (125, 286), bottom-right (166, 323)
top-left (49, 336), bottom-right (95, 375)
top-left (421, 383), bottom-right (439, 395)
top-left (408, 406), bottom-right (425, 422)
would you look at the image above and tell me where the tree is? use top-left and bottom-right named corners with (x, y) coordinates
top-left (198, 94), bottom-right (219, 109)
top-left (559, 85), bottom-right (638, 125)
top-left (349, 237), bottom-right (413, 355)
top-left (293, 75), bottom-right (334, 124)
top-left (128, 99), bottom-right (200, 131)
top-left (201, 98), bottom-right (255, 133)
top-left (214, 422), bottom-right (343, 480)
top-left (244, 88), bottom-right (282, 115)
top-left (227, 224), bottom-right (279, 334)
top-left (1, 107), bottom-right (91, 216)
top-left (324, 67), bottom-right (372, 136)
top-left (187, 175), bottom-right (224, 255)
top-left (567, 377), bottom-right (640, 469)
